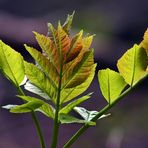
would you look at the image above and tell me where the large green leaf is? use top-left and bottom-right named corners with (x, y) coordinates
top-left (60, 64), bottom-right (96, 103)
top-left (59, 93), bottom-right (92, 114)
top-left (17, 95), bottom-right (55, 118)
top-left (24, 62), bottom-right (56, 102)
top-left (59, 113), bottom-right (95, 125)
top-left (74, 106), bottom-right (111, 121)
top-left (117, 44), bottom-right (148, 86)
top-left (98, 69), bottom-right (127, 104)
top-left (0, 40), bottom-right (25, 86)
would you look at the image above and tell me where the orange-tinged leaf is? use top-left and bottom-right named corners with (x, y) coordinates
top-left (62, 49), bottom-right (94, 88)
top-left (33, 31), bottom-right (60, 72)
top-left (60, 64), bottom-right (96, 103)
top-left (66, 30), bottom-right (83, 63)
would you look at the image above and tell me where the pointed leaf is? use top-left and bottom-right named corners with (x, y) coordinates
top-left (74, 106), bottom-right (111, 121)
top-left (62, 49), bottom-right (94, 88)
top-left (117, 44), bottom-right (148, 86)
top-left (0, 40), bottom-right (25, 86)
top-left (60, 64), bottom-right (96, 103)
top-left (24, 62), bottom-right (56, 102)
top-left (17, 95), bottom-right (55, 118)
top-left (98, 69), bottom-right (127, 104)
top-left (33, 32), bottom-right (60, 71)
top-left (59, 113), bottom-right (95, 125)
top-left (59, 93), bottom-right (92, 114)
top-left (63, 11), bottom-right (75, 34)
top-left (24, 44), bottom-right (59, 88)
top-left (10, 101), bottom-right (43, 113)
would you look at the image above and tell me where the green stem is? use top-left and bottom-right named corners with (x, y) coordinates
top-left (63, 74), bottom-right (148, 148)
top-left (31, 112), bottom-right (46, 148)
top-left (17, 87), bottom-right (46, 148)
top-left (51, 69), bottom-right (63, 148)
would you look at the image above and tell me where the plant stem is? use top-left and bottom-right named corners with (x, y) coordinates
top-left (51, 69), bottom-right (63, 148)
top-left (17, 87), bottom-right (46, 148)
top-left (63, 74), bottom-right (148, 148)
top-left (31, 112), bottom-right (46, 148)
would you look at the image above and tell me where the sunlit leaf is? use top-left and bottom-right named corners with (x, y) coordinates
top-left (60, 64), bottom-right (96, 103)
top-left (59, 113), bottom-right (95, 125)
top-left (24, 62), bottom-right (56, 102)
top-left (98, 69), bottom-right (127, 104)
top-left (59, 93), bottom-right (92, 114)
top-left (24, 44), bottom-right (59, 88)
top-left (62, 50), bottom-right (94, 88)
top-left (117, 44), bottom-right (148, 86)
top-left (10, 101), bottom-right (43, 113)
top-left (33, 32), bottom-right (60, 71)
top-left (17, 95), bottom-right (55, 118)
top-left (0, 40), bottom-right (25, 86)
top-left (74, 106), bottom-right (111, 121)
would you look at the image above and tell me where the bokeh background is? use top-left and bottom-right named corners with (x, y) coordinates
top-left (0, 0), bottom-right (148, 148)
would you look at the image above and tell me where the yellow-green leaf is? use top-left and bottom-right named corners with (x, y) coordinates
top-left (24, 44), bottom-right (59, 88)
top-left (117, 44), bottom-right (148, 86)
top-left (24, 62), bottom-right (57, 102)
top-left (98, 68), bottom-right (127, 104)
top-left (60, 64), bottom-right (96, 103)
top-left (17, 95), bottom-right (55, 118)
top-left (59, 93), bottom-right (92, 114)
top-left (0, 40), bottom-right (25, 86)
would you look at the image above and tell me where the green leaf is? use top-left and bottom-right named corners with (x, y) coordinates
top-left (60, 64), bottom-right (96, 103)
top-left (59, 93), bottom-right (92, 114)
top-left (0, 40), bottom-right (25, 86)
top-left (36, 103), bottom-right (55, 119)
top-left (74, 106), bottom-right (111, 121)
top-left (24, 44), bottom-right (59, 88)
top-left (117, 44), bottom-right (148, 86)
top-left (24, 62), bottom-right (56, 102)
top-left (24, 81), bottom-right (51, 100)
top-left (59, 113), bottom-right (95, 125)
top-left (98, 68), bottom-right (127, 104)
top-left (63, 11), bottom-right (75, 34)
top-left (10, 101), bottom-right (43, 113)
top-left (17, 95), bottom-right (55, 118)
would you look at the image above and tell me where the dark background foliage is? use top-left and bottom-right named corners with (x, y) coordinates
top-left (0, 0), bottom-right (147, 147)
